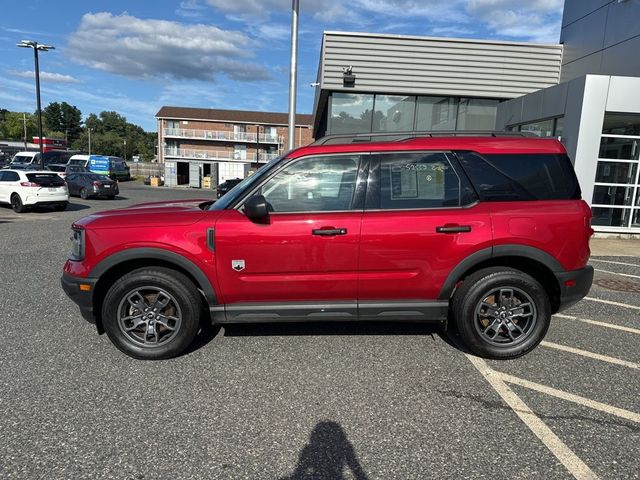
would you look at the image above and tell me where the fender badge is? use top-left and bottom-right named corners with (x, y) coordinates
top-left (232, 260), bottom-right (245, 272)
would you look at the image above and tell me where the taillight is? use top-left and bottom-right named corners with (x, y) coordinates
top-left (20, 182), bottom-right (40, 187)
top-left (92, 181), bottom-right (102, 187)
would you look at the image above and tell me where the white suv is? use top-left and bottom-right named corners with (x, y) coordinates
top-left (0, 170), bottom-right (69, 213)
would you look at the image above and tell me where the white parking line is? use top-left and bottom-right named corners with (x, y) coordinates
top-left (554, 313), bottom-right (640, 335)
top-left (594, 268), bottom-right (640, 280)
top-left (584, 297), bottom-right (640, 311)
top-left (466, 354), bottom-right (599, 480)
top-left (541, 341), bottom-right (639, 370)
top-left (591, 259), bottom-right (640, 268)
top-left (498, 372), bottom-right (640, 424)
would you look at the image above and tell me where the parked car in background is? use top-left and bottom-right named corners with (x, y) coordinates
top-left (0, 169), bottom-right (68, 212)
top-left (2, 163), bottom-right (40, 170)
top-left (48, 163), bottom-right (91, 179)
top-left (216, 178), bottom-right (243, 198)
top-left (68, 155), bottom-right (131, 181)
top-left (66, 172), bottom-right (119, 199)
top-left (11, 150), bottom-right (76, 167)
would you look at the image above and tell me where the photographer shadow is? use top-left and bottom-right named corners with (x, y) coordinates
top-left (280, 421), bottom-right (369, 480)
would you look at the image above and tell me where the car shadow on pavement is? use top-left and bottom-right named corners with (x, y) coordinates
top-left (279, 421), bottom-right (370, 480)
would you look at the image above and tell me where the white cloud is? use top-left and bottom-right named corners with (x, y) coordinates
top-left (466, 0), bottom-right (563, 42)
top-left (67, 12), bottom-right (271, 82)
top-left (176, 0), bottom-right (208, 18)
top-left (10, 70), bottom-right (81, 83)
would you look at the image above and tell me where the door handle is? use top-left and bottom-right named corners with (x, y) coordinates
top-left (312, 227), bottom-right (347, 236)
top-left (436, 225), bottom-right (472, 234)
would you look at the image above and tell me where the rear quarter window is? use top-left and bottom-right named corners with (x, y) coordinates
top-left (456, 152), bottom-right (581, 201)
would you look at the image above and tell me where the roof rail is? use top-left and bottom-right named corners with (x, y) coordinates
top-left (311, 130), bottom-right (537, 146)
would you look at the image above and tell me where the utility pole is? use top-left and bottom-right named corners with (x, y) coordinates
top-left (287, 0), bottom-right (299, 150)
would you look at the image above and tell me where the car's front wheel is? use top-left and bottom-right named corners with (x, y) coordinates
top-left (101, 267), bottom-right (202, 360)
top-left (80, 188), bottom-right (89, 200)
top-left (452, 267), bottom-right (551, 359)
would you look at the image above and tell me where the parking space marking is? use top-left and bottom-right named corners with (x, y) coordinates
top-left (584, 297), bottom-right (640, 311)
top-left (590, 259), bottom-right (640, 268)
top-left (466, 354), bottom-right (599, 480)
top-left (554, 313), bottom-right (640, 335)
top-left (593, 268), bottom-right (640, 280)
top-left (541, 341), bottom-right (639, 370)
top-left (498, 372), bottom-right (640, 424)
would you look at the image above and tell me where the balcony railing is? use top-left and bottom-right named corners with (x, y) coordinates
top-left (163, 148), bottom-right (279, 163)
top-left (163, 128), bottom-right (281, 144)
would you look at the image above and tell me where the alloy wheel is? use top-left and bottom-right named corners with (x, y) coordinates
top-left (116, 287), bottom-right (183, 348)
top-left (474, 287), bottom-right (537, 346)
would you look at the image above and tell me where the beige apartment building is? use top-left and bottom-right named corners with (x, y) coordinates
top-left (156, 106), bottom-right (313, 188)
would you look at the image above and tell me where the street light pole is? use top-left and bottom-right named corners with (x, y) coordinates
top-left (17, 40), bottom-right (54, 170)
top-left (287, 0), bottom-right (299, 151)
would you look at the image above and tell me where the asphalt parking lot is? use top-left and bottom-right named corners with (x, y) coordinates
top-left (0, 181), bottom-right (638, 480)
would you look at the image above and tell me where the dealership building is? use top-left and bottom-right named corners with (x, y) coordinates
top-left (311, 0), bottom-right (640, 233)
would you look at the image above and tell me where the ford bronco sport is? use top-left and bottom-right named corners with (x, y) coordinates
top-left (62, 133), bottom-right (594, 360)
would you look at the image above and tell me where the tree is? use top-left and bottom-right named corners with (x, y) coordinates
top-left (0, 112), bottom-right (38, 141)
top-left (43, 102), bottom-right (83, 142)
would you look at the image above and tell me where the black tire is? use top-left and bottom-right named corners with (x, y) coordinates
top-left (80, 188), bottom-right (89, 200)
top-left (452, 267), bottom-right (551, 359)
top-left (11, 193), bottom-right (26, 213)
top-left (101, 267), bottom-right (202, 360)
top-left (54, 202), bottom-right (68, 211)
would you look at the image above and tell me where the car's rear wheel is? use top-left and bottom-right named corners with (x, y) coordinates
top-left (11, 193), bottom-right (26, 213)
top-left (80, 188), bottom-right (89, 200)
top-left (101, 267), bottom-right (202, 360)
top-left (452, 267), bottom-right (551, 359)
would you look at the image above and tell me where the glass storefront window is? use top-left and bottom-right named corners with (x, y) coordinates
top-left (595, 162), bottom-right (638, 184)
top-left (591, 207), bottom-right (632, 227)
top-left (602, 113), bottom-right (640, 136)
top-left (456, 99), bottom-right (499, 130)
top-left (329, 93), bottom-right (375, 134)
top-left (554, 117), bottom-right (564, 138)
top-left (519, 119), bottom-right (555, 137)
top-left (372, 95), bottom-right (416, 132)
top-left (599, 137), bottom-right (639, 160)
top-left (415, 97), bottom-right (458, 131)
top-left (592, 185), bottom-right (635, 206)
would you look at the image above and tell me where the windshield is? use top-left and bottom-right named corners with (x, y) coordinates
top-left (210, 156), bottom-right (285, 210)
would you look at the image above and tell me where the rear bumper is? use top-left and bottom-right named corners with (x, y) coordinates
top-left (555, 266), bottom-right (594, 312)
top-left (23, 192), bottom-right (69, 205)
top-left (61, 272), bottom-right (97, 323)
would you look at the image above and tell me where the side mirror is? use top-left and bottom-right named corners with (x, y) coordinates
top-left (244, 195), bottom-right (270, 221)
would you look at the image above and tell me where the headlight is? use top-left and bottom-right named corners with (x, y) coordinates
top-left (69, 228), bottom-right (85, 261)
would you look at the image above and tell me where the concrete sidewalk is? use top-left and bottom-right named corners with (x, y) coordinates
top-left (590, 237), bottom-right (640, 257)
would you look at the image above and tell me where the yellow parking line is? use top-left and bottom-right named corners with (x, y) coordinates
top-left (466, 354), bottom-right (599, 480)
top-left (554, 314), bottom-right (640, 335)
top-left (498, 372), bottom-right (640, 424)
top-left (584, 297), bottom-right (640, 311)
top-left (541, 341), bottom-right (639, 370)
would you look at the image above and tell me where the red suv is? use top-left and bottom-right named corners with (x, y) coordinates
top-left (62, 134), bottom-right (594, 360)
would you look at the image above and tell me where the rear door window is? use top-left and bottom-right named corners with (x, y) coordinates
top-left (367, 152), bottom-right (477, 210)
top-left (26, 173), bottom-right (66, 187)
top-left (456, 152), bottom-right (581, 201)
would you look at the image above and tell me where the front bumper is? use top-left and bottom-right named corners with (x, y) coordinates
top-left (555, 266), bottom-right (594, 312)
top-left (61, 272), bottom-right (97, 323)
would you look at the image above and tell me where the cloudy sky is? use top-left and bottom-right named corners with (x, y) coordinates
top-left (1, 0), bottom-right (564, 131)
